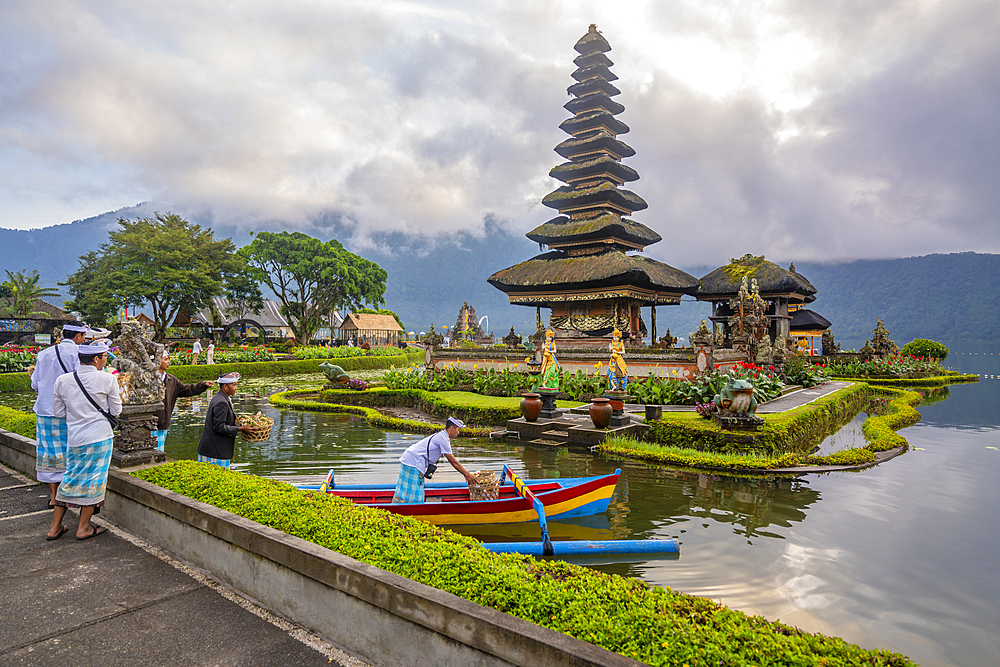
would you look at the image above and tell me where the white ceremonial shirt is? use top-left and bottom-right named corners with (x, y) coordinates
top-left (399, 430), bottom-right (453, 475)
top-left (192, 341), bottom-right (202, 353)
top-left (52, 365), bottom-right (123, 447)
top-left (30, 340), bottom-right (80, 416)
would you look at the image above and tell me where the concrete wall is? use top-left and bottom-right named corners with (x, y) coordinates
top-left (0, 428), bottom-right (642, 667)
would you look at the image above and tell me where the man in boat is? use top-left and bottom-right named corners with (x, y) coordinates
top-left (392, 416), bottom-right (476, 503)
top-left (196, 372), bottom-right (253, 468)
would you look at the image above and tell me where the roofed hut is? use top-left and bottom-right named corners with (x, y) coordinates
top-left (697, 255), bottom-right (821, 347)
top-left (488, 25), bottom-right (698, 347)
top-left (339, 313), bottom-right (402, 347)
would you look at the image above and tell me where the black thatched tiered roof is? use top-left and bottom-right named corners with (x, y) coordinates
top-left (697, 254), bottom-right (817, 300)
top-left (489, 25), bottom-right (695, 307)
top-left (789, 309), bottom-right (832, 332)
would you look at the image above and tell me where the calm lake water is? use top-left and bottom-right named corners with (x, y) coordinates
top-left (3, 356), bottom-right (997, 666)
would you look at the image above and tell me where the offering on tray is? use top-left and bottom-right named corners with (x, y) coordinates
top-left (237, 411), bottom-right (274, 442)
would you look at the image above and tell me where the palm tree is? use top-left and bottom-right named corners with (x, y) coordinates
top-left (1, 270), bottom-right (61, 319)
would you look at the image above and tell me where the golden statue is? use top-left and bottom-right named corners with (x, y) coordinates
top-left (608, 328), bottom-right (628, 391)
top-left (538, 329), bottom-right (560, 389)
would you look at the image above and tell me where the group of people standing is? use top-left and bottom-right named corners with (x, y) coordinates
top-left (31, 325), bottom-right (250, 541)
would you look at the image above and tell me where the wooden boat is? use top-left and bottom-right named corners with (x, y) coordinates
top-left (298, 469), bottom-right (621, 526)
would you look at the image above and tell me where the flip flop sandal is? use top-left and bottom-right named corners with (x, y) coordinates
top-left (76, 526), bottom-right (107, 541)
top-left (46, 526), bottom-right (69, 541)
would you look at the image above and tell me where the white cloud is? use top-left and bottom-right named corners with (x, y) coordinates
top-left (1, 0), bottom-right (998, 263)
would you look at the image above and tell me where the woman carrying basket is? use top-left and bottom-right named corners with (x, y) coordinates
top-left (196, 372), bottom-right (254, 469)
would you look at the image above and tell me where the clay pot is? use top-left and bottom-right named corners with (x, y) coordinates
top-left (520, 393), bottom-right (542, 422)
top-left (590, 397), bottom-right (613, 429)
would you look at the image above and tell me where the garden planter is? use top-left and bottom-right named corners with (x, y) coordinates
top-left (590, 397), bottom-right (613, 429)
top-left (520, 393), bottom-right (542, 422)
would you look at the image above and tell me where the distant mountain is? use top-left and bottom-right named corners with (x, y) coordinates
top-left (3, 209), bottom-right (996, 350)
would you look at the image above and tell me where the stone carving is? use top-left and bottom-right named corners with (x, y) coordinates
top-left (866, 318), bottom-right (898, 357)
top-left (319, 362), bottom-right (350, 384)
top-left (111, 320), bottom-right (165, 405)
top-left (689, 320), bottom-right (713, 346)
top-left (421, 324), bottom-right (444, 347)
top-left (727, 276), bottom-right (768, 364)
top-left (501, 326), bottom-right (521, 347)
top-left (822, 330), bottom-right (840, 356)
top-left (712, 378), bottom-right (764, 430)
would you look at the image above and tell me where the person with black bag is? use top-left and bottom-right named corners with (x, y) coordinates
top-left (47, 340), bottom-right (122, 541)
top-left (29, 321), bottom-right (88, 511)
top-left (392, 417), bottom-right (475, 503)
top-left (196, 372), bottom-right (254, 469)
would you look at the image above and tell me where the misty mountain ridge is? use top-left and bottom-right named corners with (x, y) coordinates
top-left (3, 208), bottom-right (997, 351)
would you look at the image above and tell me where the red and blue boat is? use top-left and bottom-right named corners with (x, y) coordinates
top-left (299, 468), bottom-right (621, 526)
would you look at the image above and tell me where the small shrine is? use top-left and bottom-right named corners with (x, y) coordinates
top-left (488, 25), bottom-right (698, 348)
top-left (697, 255), bottom-right (819, 348)
top-left (452, 301), bottom-right (491, 344)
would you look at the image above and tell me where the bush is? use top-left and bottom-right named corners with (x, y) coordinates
top-left (169, 355), bottom-right (408, 383)
top-left (133, 461), bottom-right (915, 666)
top-left (900, 338), bottom-right (949, 361)
top-left (0, 406), bottom-right (36, 438)
top-left (292, 346), bottom-right (370, 359)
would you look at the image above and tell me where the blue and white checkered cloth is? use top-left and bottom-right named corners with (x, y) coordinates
top-left (55, 438), bottom-right (114, 506)
top-left (35, 415), bottom-right (68, 477)
top-left (392, 463), bottom-right (425, 504)
top-left (151, 429), bottom-right (168, 451)
top-left (197, 454), bottom-right (231, 469)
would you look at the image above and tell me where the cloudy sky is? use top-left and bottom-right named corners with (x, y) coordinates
top-left (2, 0), bottom-right (998, 265)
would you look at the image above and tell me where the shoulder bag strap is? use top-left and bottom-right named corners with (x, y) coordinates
top-left (54, 345), bottom-right (69, 373)
top-left (72, 371), bottom-right (115, 422)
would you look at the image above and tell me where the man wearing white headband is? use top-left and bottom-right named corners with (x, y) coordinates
top-left (392, 416), bottom-right (475, 503)
top-left (150, 351), bottom-right (215, 451)
top-left (196, 372), bottom-right (253, 468)
top-left (48, 339), bottom-right (122, 540)
top-left (30, 321), bottom-right (87, 511)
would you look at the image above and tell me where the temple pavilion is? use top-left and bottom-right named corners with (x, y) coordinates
top-left (696, 255), bottom-right (821, 346)
top-left (488, 25), bottom-right (698, 347)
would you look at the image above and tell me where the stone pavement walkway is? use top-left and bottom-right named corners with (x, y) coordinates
top-left (0, 464), bottom-right (370, 667)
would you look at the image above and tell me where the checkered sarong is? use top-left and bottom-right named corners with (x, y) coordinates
top-left (197, 454), bottom-right (231, 469)
top-left (35, 415), bottom-right (68, 479)
top-left (392, 463), bottom-right (425, 504)
top-left (151, 429), bottom-right (168, 451)
top-left (55, 438), bottom-right (114, 507)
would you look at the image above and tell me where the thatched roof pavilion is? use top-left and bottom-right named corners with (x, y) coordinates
top-left (489, 25), bottom-right (696, 345)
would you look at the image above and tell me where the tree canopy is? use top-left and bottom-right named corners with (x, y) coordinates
top-left (242, 231), bottom-right (387, 343)
top-left (62, 213), bottom-right (245, 339)
top-left (1, 270), bottom-right (61, 318)
top-left (60, 252), bottom-right (121, 326)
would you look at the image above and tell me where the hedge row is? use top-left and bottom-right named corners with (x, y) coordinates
top-left (316, 387), bottom-right (525, 427)
top-left (832, 374), bottom-right (979, 387)
top-left (134, 461), bottom-right (914, 667)
top-left (168, 354), bottom-right (411, 383)
top-left (597, 385), bottom-right (923, 471)
top-left (0, 406), bottom-right (35, 438)
top-left (0, 373), bottom-right (32, 393)
top-left (268, 389), bottom-right (496, 438)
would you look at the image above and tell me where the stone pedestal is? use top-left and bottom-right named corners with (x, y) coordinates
top-left (536, 388), bottom-right (561, 419)
top-left (602, 391), bottom-right (631, 427)
top-left (112, 402), bottom-right (165, 468)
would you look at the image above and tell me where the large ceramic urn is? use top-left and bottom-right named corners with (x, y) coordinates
top-left (520, 393), bottom-right (542, 422)
top-left (589, 397), bottom-right (613, 429)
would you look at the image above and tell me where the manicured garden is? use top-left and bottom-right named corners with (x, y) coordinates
top-left (134, 460), bottom-right (915, 667)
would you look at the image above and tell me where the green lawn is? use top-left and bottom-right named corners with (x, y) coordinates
top-left (432, 391), bottom-right (583, 409)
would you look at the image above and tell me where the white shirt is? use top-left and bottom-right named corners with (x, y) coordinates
top-left (31, 340), bottom-right (80, 416)
top-left (399, 430), bottom-right (452, 475)
top-left (52, 365), bottom-right (123, 447)
top-left (192, 341), bottom-right (202, 353)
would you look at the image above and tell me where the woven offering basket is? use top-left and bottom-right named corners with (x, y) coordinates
top-left (237, 414), bottom-right (274, 442)
top-left (468, 470), bottom-right (500, 501)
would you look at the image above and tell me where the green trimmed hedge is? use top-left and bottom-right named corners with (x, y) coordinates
top-left (832, 374), bottom-right (979, 387)
top-left (0, 406), bottom-right (35, 438)
top-left (268, 389), bottom-right (495, 438)
top-left (169, 354), bottom-right (409, 383)
top-left (134, 461), bottom-right (914, 667)
top-left (316, 388), bottom-right (521, 426)
top-left (0, 373), bottom-right (32, 393)
top-left (597, 385), bottom-right (922, 471)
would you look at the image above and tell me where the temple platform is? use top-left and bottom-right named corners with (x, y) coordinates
top-left (505, 405), bottom-right (650, 447)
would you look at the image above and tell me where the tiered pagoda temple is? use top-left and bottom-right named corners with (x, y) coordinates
top-left (488, 25), bottom-right (698, 347)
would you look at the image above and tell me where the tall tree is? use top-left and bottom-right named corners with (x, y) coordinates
top-left (223, 265), bottom-right (266, 323)
top-left (242, 231), bottom-right (387, 343)
top-left (68, 213), bottom-right (242, 340)
top-left (60, 252), bottom-right (121, 326)
top-left (1, 270), bottom-right (61, 318)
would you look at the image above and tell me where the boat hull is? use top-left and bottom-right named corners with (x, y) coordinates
top-left (313, 471), bottom-right (620, 526)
